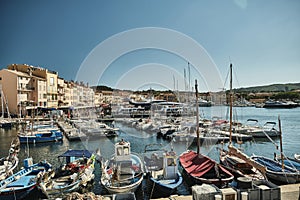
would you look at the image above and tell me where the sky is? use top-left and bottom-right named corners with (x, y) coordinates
top-left (0, 0), bottom-right (299, 92)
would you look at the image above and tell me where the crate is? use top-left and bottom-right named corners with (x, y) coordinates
top-left (192, 184), bottom-right (223, 200)
top-left (236, 187), bottom-right (260, 200)
top-left (231, 180), bottom-right (260, 200)
top-left (253, 180), bottom-right (280, 200)
top-left (221, 188), bottom-right (237, 200)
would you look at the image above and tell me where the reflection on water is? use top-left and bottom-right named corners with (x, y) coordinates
top-left (0, 106), bottom-right (299, 199)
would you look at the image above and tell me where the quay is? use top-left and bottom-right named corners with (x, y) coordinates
top-left (151, 183), bottom-right (300, 200)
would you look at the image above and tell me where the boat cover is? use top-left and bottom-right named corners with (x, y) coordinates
top-left (180, 151), bottom-right (231, 177)
top-left (58, 150), bottom-right (92, 158)
top-left (253, 156), bottom-right (297, 173)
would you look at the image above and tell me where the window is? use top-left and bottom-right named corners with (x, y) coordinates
top-left (124, 147), bottom-right (129, 155)
top-left (50, 77), bottom-right (54, 86)
top-left (117, 147), bottom-right (123, 156)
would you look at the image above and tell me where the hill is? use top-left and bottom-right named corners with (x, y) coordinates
top-left (233, 83), bottom-right (300, 93)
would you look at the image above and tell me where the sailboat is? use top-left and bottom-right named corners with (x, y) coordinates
top-left (219, 63), bottom-right (267, 181)
top-left (179, 80), bottom-right (234, 187)
top-left (0, 137), bottom-right (20, 180)
top-left (251, 116), bottom-right (300, 184)
top-left (0, 86), bottom-right (12, 129)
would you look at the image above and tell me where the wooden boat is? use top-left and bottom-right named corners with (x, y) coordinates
top-left (0, 137), bottom-right (20, 180)
top-left (179, 150), bottom-right (233, 187)
top-left (252, 155), bottom-right (299, 184)
top-left (0, 157), bottom-right (52, 200)
top-left (37, 149), bottom-right (95, 197)
top-left (275, 157), bottom-right (300, 171)
top-left (251, 117), bottom-right (300, 184)
top-left (179, 80), bottom-right (234, 188)
top-left (294, 154), bottom-right (300, 162)
top-left (219, 64), bottom-right (267, 182)
top-left (219, 147), bottom-right (267, 180)
top-left (18, 129), bottom-right (63, 143)
top-left (143, 144), bottom-right (183, 198)
top-left (101, 140), bottom-right (144, 194)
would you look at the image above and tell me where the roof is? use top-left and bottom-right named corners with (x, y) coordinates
top-left (58, 150), bottom-right (92, 158)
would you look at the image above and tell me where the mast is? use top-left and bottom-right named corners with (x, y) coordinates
top-left (195, 80), bottom-right (200, 154)
top-left (278, 115), bottom-right (284, 170)
top-left (229, 63), bottom-right (233, 145)
top-left (0, 86), bottom-right (3, 119)
top-left (188, 62), bottom-right (191, 102)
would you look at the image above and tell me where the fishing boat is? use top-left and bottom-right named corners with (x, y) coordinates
top-left (37, 149), bottom-right (95, 197)
top-left (0, 137), bottom-right (20, 180)
top-left (18, 129), bottom-right (63, 143)
top-left (275, 156), bottom-right (300, 171)
top-left (0, 157), bottom-right (52, 200)
top-left (143, 144), bottom-right (183, 198)
top-left (101, 139), bottom-right (144, 194)
top-left (219, 64), bottom-right (267, 181)
top-left (179, 80), bottom-right (234, 188)
top-left (295, 154), bottom-right (300, 162)
top-left (251, 155), bottom-right (299, 184)
top-left (251, 117), bottom-right (300, 184)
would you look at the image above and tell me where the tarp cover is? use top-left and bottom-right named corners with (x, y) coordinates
top-left (179, 151), bottom-right (215, 177)
top-left (58, 150), bottom-right (92, 158)
top-left (180, 150), bottom-right (233, 178)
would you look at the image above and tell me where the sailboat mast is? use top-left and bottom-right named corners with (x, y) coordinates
top-left (278, 115), bottom-right (284, 170)
top-left (195, 80), bottom-right (200, 154)
top-left (0, 87), bottom-right (4, 119)
top-left (229, 63), bottom-right (233, 145)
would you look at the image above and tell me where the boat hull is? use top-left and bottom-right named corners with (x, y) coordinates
top-left (45, 180), bottom-right (81, 196)
top-left (102, 173), bottom-right (143, 194)
top-left (252, 156), bottom-right (299, 184)
top-left (179, 150), bottom-right (234, 188)
top-left (18, 135), bottom-right (63, 143)
top-left (146, 172), bottom-right (183, 198)
top-left (0, 184), bottom-right (36, 200)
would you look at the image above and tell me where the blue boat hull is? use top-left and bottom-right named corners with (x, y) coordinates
top-left (146, 172), bottom-right (183, 198)
top-left (0, 184), bottom-right (36, 200)
top-left (252, 156), bottom-right (299, 184)
top-left (19, 133), bottom-right (63, 143)
top-left (0, 160), bottom-right (52, 200)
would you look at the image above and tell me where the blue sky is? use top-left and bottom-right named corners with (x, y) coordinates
top-left (0, 0), bottom-right (299, 91)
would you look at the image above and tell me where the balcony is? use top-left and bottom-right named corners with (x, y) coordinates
top-left (18, 86), bottom-right (35, 91)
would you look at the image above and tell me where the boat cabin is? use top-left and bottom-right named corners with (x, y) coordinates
top-left (114, 140), bottom-right (132, 175)
top-left (58, 150), bottom-right (92, 164)
top-left (115, 140), bottom-right (131, 162)
top-left (163, 151), bottom-right (178, 179)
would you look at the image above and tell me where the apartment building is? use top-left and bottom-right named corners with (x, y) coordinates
top-left (0, 68), bottom-right (47, 116)
top-left (8, 64), bottom-right (58, 108)
top-left (0, 64), bottom-right (100, 115)
top-left (63, 80), bottom-right (74, 107)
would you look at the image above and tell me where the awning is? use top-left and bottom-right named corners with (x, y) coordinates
top-left (58, 150), bottom-right (92, 158)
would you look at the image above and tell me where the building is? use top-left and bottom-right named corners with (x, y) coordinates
top-left (0, 67), bottom-right (48, 116)
top-left (7, 64), bottom-right (58, 108)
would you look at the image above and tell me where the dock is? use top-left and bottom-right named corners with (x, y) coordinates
top-left (151, 183), bottom-right (300, 200)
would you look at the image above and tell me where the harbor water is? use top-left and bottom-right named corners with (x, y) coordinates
top-left (0, 106), bottom-right (299, 199)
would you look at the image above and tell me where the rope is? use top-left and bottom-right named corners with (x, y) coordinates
top-left (149, 178), bottom-right (156, 199)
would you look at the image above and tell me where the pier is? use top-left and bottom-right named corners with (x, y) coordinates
top-left (152, 183), bottom-right (300, 200)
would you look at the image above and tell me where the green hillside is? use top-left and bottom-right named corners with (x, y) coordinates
top-left (234, 83), bottom-right (300, 93)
